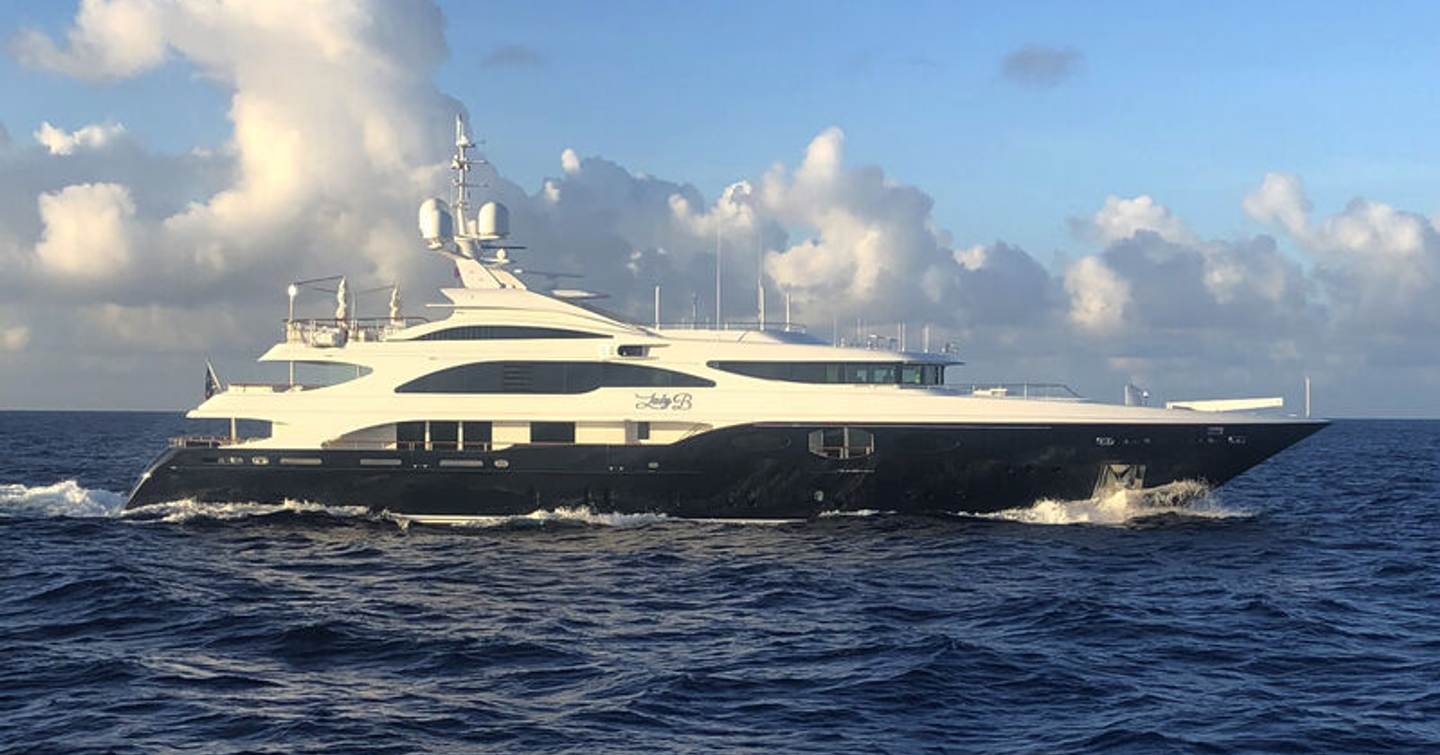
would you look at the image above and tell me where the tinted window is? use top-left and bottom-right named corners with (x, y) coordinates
top-left (413, 326), bottom-right (608, 341)
top-left (397, 362), bottom-right (714, 393)
top-left (429, 421), bottom-right (458, 450)
top-left (462, 421), bottom-right (492, 447)
top-left (531, 421), bottom-right (575, 443)
top-left (397, 421), bottom-right (425, 448)
top-left (710, 361), bottom-right (945, 385)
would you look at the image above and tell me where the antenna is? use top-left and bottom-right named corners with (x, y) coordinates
top-left (1304, 376), bottom-right (1312, 418)
top-left (654, 285), bottom-right (661, 329)
top-left (756, 227), bottom-right (764, 328)
top-left (715, 225), bottom-right (722, 327)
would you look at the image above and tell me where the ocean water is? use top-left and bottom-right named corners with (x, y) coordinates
top-left (1, 412), bottom-right (1437, 753)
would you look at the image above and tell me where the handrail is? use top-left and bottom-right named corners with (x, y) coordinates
top-left (169, 435), bottom-right (262, 448)
top-left (284, 317), bottom-right (430, 346)
top-left (957, 383), bottom-right (1083, 400)
top-left (652, 321), bottom-right (806, 333)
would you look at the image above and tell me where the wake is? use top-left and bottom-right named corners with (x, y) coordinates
top-left (0, 480), bottom-right (126, 518)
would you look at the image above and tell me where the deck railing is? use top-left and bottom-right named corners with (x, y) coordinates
top-left (284, 317), bottom-right (429, 347)
top-left (955, 383), bottom-right (1083, 401)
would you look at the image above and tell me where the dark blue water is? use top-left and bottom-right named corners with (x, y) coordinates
top-left (1, 412), bottom-right (1437, 753)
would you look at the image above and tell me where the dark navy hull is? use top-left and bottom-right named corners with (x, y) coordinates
top-left (125, 421), bottom-right (1327, 518)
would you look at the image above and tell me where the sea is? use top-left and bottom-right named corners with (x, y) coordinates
top-left (1, 411), bottom-right (1437, 754)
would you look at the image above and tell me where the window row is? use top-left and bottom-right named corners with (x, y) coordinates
top-left (397, 361), bottom-right (714, 394)
top-left (409, 326), bottom-right (609, 341)
top-left (394, 420), bottom-right (651, 448)
top-left (397, 420), bottom-right (495, 450)
top-left (708, 361), bottom-right (946, 386)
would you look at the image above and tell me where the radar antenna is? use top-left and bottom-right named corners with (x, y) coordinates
top-left (417, 115), bottom-right (528, 290)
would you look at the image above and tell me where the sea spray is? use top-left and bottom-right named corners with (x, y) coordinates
top-left (0, 480), bottom-right (126, 518)
top-left (963, 480), bottom-right (1245, 526)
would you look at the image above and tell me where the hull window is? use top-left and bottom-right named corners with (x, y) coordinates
top-left (808, 428), bottom-right (875, 459)
top-left (531, 421), bottom-right (575, 444)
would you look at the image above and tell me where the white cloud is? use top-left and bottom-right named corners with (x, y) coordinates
top-left (1064, 256), bottom-right (1130, 334)
top-left (1244, 172), bottom-right (1440, 325)
top-left (33, 121), bottom-right (127, 155)
top-left (1083, 194), bottom-right (1193, 245)
top-left (560, 148), bottom-right (580, 175)
top-left (1242, 172), bottom-right (1310, 239)
top-left (11, 0), bottom-right (169, 79)
top-left (33, 182), bottom-right (138, 281)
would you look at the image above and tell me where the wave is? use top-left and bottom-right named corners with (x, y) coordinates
top-left (120, 499), bottom-right (376, 524)
top-left (390, 506), bottom-right (671, 530)
top-left (0, 480), bottom-right (126, 518)
top-left (959, 480), bottom-right (1248, 526)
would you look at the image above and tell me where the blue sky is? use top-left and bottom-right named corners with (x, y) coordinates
top-left (5, 0), bottom-right (1438, 260)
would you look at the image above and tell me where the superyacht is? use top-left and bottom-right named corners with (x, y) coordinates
top-left (125, 120), bottom-right (1327, 521)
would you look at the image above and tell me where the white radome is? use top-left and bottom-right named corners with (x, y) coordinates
top-left (417, 198), bottom-right (454, 247)
top-left (476, 201), bottom-right (510, 240)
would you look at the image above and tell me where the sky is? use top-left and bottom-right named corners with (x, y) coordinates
top-left (1, 0), bottom-right (1439, 415)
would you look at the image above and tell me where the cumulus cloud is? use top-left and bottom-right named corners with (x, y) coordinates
top-left (33, 182), bottom-right (139, 281)
top-left (33, 121), bottom-right (127, 155)
top-left (1000, 45), bottom-right (1082, 88)
top-left (1245, 171), bottom-right (1440, 328)
top-left (1064, 256), bottom-right (1130, 334)
top-left (1077, 194), bottom-right (1193, 245)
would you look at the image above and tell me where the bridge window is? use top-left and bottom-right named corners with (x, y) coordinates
top-left (808, 428), bottom-right (875, 459)
top-left (710, 361), bottom-right (946, 385)
top-left (411, 326), bottom-right (609, 341)
top-left (397, 362), bottom-right (714, 394)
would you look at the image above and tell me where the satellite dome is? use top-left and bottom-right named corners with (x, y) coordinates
top-left (476, 201), bottom-right (510, 240)
top-left (418, 198), bottom-right (454, 248)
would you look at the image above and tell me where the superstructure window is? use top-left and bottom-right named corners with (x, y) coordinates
top-left (462, 421), bottom-right (492, 450)
top-left (429, 421), bottom-right (458, 450)
top-left (412, 326), bottom-right (609, 341)
top-left (397, 421), bottom-right (425, 450)
top-left (709, 361), bottom-right (947, 385)
top-left (531, 422), bottom-right (575, 444)
top-left (397, 362), bottom-right (715, 394)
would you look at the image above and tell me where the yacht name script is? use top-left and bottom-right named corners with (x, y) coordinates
top-left (634, 393), bottom-right (693, 411)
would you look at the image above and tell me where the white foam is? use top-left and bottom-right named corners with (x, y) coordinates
top-left (121, 498), bottom-right (374, 524)
top-left (391, 505), bottom-right (670, 529)
top-left (960, 480), bottom-right (1247, 526)
top-left (0, 480), bottom-right (126, 518)
top-left (817, 508), bottom-right (889, 518)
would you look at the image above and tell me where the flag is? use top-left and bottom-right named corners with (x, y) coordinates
top-left (204, 360), bottom-right (222, 400)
